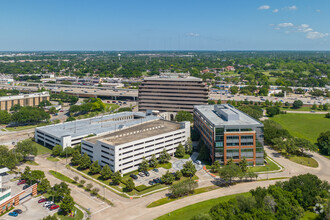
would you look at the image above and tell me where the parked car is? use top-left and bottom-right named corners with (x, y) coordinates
top-left (8, 212), bottom-right (18, 217)
top-left (43, 201), bottom-right (54, 207)
top-left (148, 180), bottom-right (154, 185)
top-left (38, 198), bottom-right (48, 203)
top-left (13, 209), bottom-right (22, 214)
top-left (138, 172), bottom-right (145, 177)
top-left (143, 171), bottom-right (150, 177)
top-left (130, 174), bottom-right (138, 180)
top-left (49, 205), bottom-right (59, 210)
top-left (23, 185), bottom-right (29, 190)
top-left (17, 180), bottom-right (26, 185)
top-left (196, 160), bottom-right (202, 165)
top-left (153, 168), bottom-right (159, 173)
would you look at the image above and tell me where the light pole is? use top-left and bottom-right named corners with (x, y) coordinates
top-left (267, 166), bottom-right (269, 180)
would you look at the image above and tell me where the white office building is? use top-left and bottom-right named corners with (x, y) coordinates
top-left (35, 112), bottom-right (159, 149)
top-left (81, 119), bottom-right (190, 174)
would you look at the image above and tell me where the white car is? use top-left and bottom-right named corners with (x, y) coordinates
top-left (196, 160), bottom-right (202, 165)
top-left (43, 201), bottom-right (54, 207)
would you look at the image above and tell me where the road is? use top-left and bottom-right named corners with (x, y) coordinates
top-left (17, 146), bottom-right (330, 220)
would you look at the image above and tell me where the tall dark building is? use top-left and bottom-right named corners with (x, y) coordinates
top-left (138, 74), bottom-right (209, 113)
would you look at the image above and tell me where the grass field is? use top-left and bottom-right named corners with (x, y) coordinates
top-left (49, 170), bottom-right (75, 184)
top-left (47, 156), bottom-right (60, 162)
top-left (281, 106), bottom-right (329, 112)
top-left (33, 141), bottom-right (52, 155)
top-left (301, 211), bottom-right (318, 220)
top-left (5, 125), bottom-right (38, 131)
top-left (155, 192), bottom-right (251, 220)
top-left (270, 113), bottom-right (330, 143)
top-left (248, 157), bottom-right (282, 173)
top-left (55, 206), bottom-right (84, 220)
top-left (289, 156), bottom-right (318, 168)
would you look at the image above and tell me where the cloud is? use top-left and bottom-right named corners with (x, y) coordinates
top-left (278, 23), bottom-right (294, 28)
top-left (185, 33), bottom-right (200, 37)
top-left (258, 5), bottom-right (270, 10)
top-left (316, 9), bottom-right (321, 13)
top-left (273, 22), bottom-right (329, 40)
top-left (306, 32), bottom-right (329, 39)
top-left (273, 9), bottom-right (279, 13)
top-left (286, 5), bottom-right (297, 10)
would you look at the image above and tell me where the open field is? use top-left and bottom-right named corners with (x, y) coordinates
top-left (155, 192), bottom-right (251, 220)
top-left (33, 141), bottom-right (52, 155)
top-left (281, 106), bottom-right (330, 112)
top-left (289, 156), bottom-right (318, 168)
top-left (248, 157), bottom-right (282, 173)
top-left (270, 113), bottom-right (330, 143)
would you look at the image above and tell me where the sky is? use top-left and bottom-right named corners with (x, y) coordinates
top-left (0, 0), bottom-right (329, 51)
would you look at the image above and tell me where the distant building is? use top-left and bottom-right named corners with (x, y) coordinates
top-left (194, 104), bottom-right (264, 166)
top-left (138, 73), bottom-right (209, 115)
top-left (226, 66), bottom-right (235, 71)
top-left (81, 118), bottom-right (190, 174)
top-left (0, 74), bottom-right (14, 85)
top-left (35, 112), bottom-right (159, 149)
top-left (0, 92), bottom-right (50, 111)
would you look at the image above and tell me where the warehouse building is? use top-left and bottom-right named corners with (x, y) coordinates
top-left (0, 92), bottom-right (50, 111)
top-left (194, 104), bottom-right (264, 166)
top-left (35, 112), bottom-right (158, 149)
top-left (138, 73), bottom-right (208, 116)
top-left (81, 119), bottom-right (190, 174)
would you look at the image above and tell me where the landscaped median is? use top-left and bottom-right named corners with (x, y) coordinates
top-left (49, 170), bottom-right (113, 206)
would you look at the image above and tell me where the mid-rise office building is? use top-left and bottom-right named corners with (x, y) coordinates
top-left (194, 104), bottom-right (264, 166)
top-left (81, 119), bottom-right (190, 174)
top-left (0, 92), bottom-right (50, 111)
top-left (138, 73), bottom-right (208, 115)
top-left (35, 112), bottom-right (159, 149)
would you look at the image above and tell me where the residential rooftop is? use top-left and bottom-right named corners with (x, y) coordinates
top-left (36, 112), bottom-right (158, 138)
top-left (194, 104), bottom-right (263, 127)
top-left (86, 119), bottom-right (182, 146)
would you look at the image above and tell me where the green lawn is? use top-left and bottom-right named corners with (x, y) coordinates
top-left (289, 156), bottom-right (318, 168)
top-left (49, 170), bottom-right (76, 184)
top-left (174, 154), bottom-right (191, 159)
top-left (5, 124), bottom-right (38, 131)
top-left (155, 192), bottom-right (251, 220)
top-left (47, 156), bottom-right (60, 162)
top-left (301, 211), bottom-right (318, 220)
top-left (281, 106), bottom-right (329, 112)
top-left (33, 141), bottom-right (52, 155)
top-left (248, 157), bottom-right (282, 173)
top-left (105, 103), bottom-right (120, 112)
top-left (270, 113), bottom-right (330, 143)
top-left (25, 161), bottom-right (39, 166)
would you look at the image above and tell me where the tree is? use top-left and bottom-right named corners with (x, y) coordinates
top-left (169, 179), bottom-right (198, 198)
top-left (317, 131), bottom-right (330, 156)
top-left (51, 182), bottom-right (70, 202)
top-left (79, 153), bottom-right (91, 170)
top-left (174, 143), bottom-right (185, 158)
top-left (126, 178), bottom-right (135, 192)
top-left (10, 104), bottom-right (22, 112)
top-left (91, 187), bottom-right (100, 195)
top-left (90, 160), bottom-right (101, 174)
top-left (60, 195), bottom-right (75, 215)
top-left (230, 86), bottom-right (239, 94)
top-left (16, 139), bottom-right (37, 160)
top-left (158, 149), bottom-right (171, 164)
top-left (311, 104), bottom-right (317, 110)
top-left (292, 100), bottom-right (303, 109)
top-left (208, 100), bottom-right (215, 105)
top-left (175, 170), bottom-right (183, 180)
top-left (238, 157), bottom-right (248, 173)
top-left (323, 104), bottom-right (329, 111)
top-left (79, 180), bottom-right (86, 186)
top-left (139, 157), bottom-right (149, 172)
top-left (11, 106), bottom-right (50, 124)
top-left (0, 110), bottom-right (11, 124)
top-left (326, 113), bottom-right (330, 119)
top-left (48, 107), bottom-right (58, 114)
top-left (161, 171), bottom-right (175, 185)
top-left (175, 111), bottom-right (193, 123)
top-left (149, 155), bottom-right (158, 168)
top-left (266, 106), bottom-right (280, 117)
top-left (238, 105), bottom-right (263, 120)
top-left (185, 138), bottom-right (193, 154)
top-left (66, 116), bottom-right (76, 122)
top-left (70, 150), bottom-right (82, 166)
top-left (37, 178), bottom-right (51, 193)
top-left (293, 138), bottom-right (316, 155)
top-left (100, 164), bottom-right (112, 180)
top-left (219, 163), bottom-right (242, 183)
top-left (217, 99), bottom-right (222, 104)
top-left (111, 171), bottom-right (122, 185)
top-left (52, 145), bottom-right (62, 156)
top-left (181, 161), bottom-right (197, 177)
top-left (43, 215), bottom-right (58, 220)
top-left (86, 183), bottom-right (93, 191)
top-left (73, 176), bottom-right (79, 183)
top-left (210, 161), bottom-right (220, 173)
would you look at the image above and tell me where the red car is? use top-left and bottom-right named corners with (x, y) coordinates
top-left (17, 180), bottom-right (26, 185)
top-left (38, 198), bottom-right (48, 203)
top-left (49, 205), bottom-right (59, 210)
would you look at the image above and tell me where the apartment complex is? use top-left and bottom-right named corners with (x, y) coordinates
top-left (35, 112), bottom-right (159, 149)
top-left (194, 104), bottom-right (264, 166)
top-left (81, 119), bottom-right (190, 174)
top-left (138, 73), bottom-right (208, 115)
top-left (0, 92), bottom-right (50, 111)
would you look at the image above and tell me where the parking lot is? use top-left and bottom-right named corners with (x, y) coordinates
top-left (0, 197), bottom-right (57, 220)
top-left (133, 168), bottom-right (168, 186)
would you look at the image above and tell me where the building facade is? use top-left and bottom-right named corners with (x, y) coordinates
top-left (138, 73), bottom-right (209, 114)
top-left (0, 92), bottom-right (50, 111)
top-left (81, 119), bottom-right (190, 174)
top-left (194, 104), bottom-right (264, 166)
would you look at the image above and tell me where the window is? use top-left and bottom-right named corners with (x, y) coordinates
top-left (101, 155), bottom-right (109, 160)
top-left (226, 142), bottom-right (239, 146)
top-left (241, 142), bottom-right (254, 146)
top-left (82, 148), bottom-right (93, 154)
top-left (241, 135), bottom-right (253, 140)
top-left (226, 128), bottom-right (239, 132)
top-left (241, 128), bottom-right (253, 131)
top-left (101, 145), bottom-right (110, 150)
top-left (227, 136), bottom-right (239, 140)
top-left (226, 149), bottom-right (239, 159)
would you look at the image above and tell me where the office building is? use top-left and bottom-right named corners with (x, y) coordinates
top-left (194, 104), bottom-right (264, 166)
top-left (138, 73), bottom-right (209, 116)
top-left (35, 112), bottom-right (159, 149)
top-left (0, 92), bottom-right (50, 111)
top-left (81, 119), bottom-right (190, 174)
